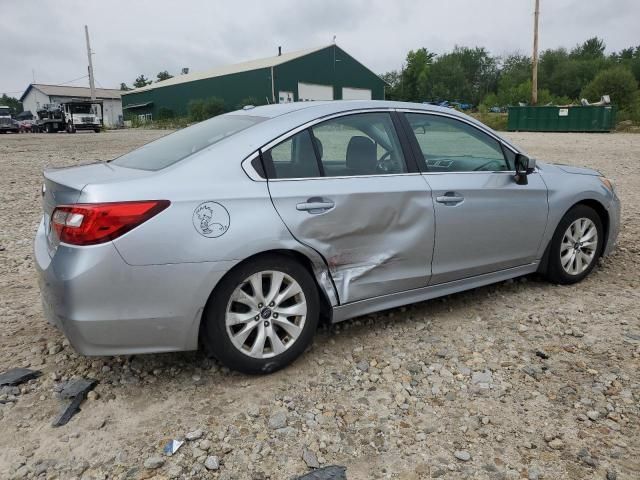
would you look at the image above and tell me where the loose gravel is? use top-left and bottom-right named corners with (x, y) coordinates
top-left (0, 130), bottom-right (638, 479)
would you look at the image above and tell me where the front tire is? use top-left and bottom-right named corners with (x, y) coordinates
top-left (546, 205), bottom-right (603, 284)
top-left (202, 255), bottom-right (319, 374)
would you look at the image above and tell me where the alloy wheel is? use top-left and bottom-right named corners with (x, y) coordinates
top-left (560, 218), bottom-right (598, 275)
top-left (225, 270), bottom-right (307, 359)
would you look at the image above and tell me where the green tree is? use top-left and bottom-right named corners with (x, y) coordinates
top-left (427, 46), bottom-right (498, 105)
top-left (188, 97), bottom-right (225, 122)
top-left (400, 48), bottom-right (436, 101)
top-left (119, 83), bottom-right (131, 91)
top-left (581, 66), bottom-right (638, 107)
top-left (156, 71), bottom-right (173, 82)
top-left (571, 37), bottom-right (606, 60)
top-left (380, 70), bottom-right (403, 100)
top-left (0, 94), bottom-right (23, 114)
top-left (133, 75), bottom-right (152, 88)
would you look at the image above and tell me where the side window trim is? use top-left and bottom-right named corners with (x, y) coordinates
top-left (400, 111), bottom-right (511, 173)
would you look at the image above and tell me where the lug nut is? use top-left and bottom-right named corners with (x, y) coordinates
top-left (254, 315), bottom-right (259, 320)
top-left (273, 313), bottom-right (279, 318)
top-left (269, 302), bottom-right (275, 307)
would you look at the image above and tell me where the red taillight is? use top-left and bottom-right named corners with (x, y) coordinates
top-left (51, 200), bottom-right (170, 246)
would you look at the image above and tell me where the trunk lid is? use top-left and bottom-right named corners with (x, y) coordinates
top-left (42, 162), bottom-right (153, 253)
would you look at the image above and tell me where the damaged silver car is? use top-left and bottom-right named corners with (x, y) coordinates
top-left (35, 101), bottom-right (620, 373)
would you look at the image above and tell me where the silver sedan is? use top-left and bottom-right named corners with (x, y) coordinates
top-left (35, 101), bottom-right (620, 373)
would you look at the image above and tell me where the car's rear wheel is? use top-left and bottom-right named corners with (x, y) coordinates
top-left (546, 205), bottom-right (603, 284)
top-left (202, 255), bottom-right (319, 374)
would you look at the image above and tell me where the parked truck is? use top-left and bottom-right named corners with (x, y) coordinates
top-left (0, 105), bottom-right (20, 133)
top-left (35, 100), bottom-right (103, 133)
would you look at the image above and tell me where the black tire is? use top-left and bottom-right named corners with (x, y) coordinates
top-left (545, 204), bottom-right (603, 284)
top-left (94, 128), bottom-right (101, 133)
top-left (201, 254), bottom-right (319, 374)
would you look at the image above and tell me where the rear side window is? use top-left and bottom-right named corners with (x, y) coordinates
top-left (262, 130), bottom-right (321, 179)
top-left (111, 114), bottom-right (265, 171)
top-left (262, 112), bottom-right (407, 179)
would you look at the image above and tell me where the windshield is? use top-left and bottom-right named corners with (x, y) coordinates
top-left (0, 107), bottom-right (10, 116)
top-left (111, 114), bottom-right (266, 171)
top-left (69, 104), bottom-right (92, 114)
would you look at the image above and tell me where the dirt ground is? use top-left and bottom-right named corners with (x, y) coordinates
top-left (0, 129), bottom-right (638, 480)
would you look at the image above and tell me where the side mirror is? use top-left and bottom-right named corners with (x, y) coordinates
top-left (514, 153), bottom-right (535, 185)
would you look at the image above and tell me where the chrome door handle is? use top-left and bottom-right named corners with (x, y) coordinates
top-left (296, 199), bottom-right (335, 213)
top-left (436, 194), bottom-right (464, 205)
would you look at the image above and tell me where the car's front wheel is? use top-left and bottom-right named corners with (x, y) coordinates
top-left (202, 254), bottom-right (319, 374)
top-left (546, 204), bottom-right (603, 284)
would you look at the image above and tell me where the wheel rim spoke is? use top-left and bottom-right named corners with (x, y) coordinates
top-left (227, 311), bottom-right (258, 326)
top-left (273, 282), bottom-right (302, 306)
top-left (268, 329), bottom-right (287, 355)
top-left (231, 288), bottom-right (259, 310)
top-left (273, 317), bottom-right (302, 338)
top-left (232, 322), bottom-right (259, 346)
top-left (248, 272), bottom-right (264, 303)
top-left (274, 301), bottom-right (307, 317)
top-left (264, 271), bottom-right (285, 305)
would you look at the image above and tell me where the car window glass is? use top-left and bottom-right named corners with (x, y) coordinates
top-left (111, 114), bottom-right (265, 171)
top-left (406, 113), bottom-right (509, 172)
top-left (264, 130), bottom-right (321, 179)
top-left (311, 112), bottom-right (407, 177)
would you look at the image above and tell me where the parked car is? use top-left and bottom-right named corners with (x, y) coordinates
top-left (35, 101), bottom-right (620, 374)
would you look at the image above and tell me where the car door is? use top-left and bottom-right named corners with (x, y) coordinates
top-left (263, 111), bottom-right (435, 304)
top-left (401, 112), bottom-right (549, 285)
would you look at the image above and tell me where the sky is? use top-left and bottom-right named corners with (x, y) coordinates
top-left (1, 0), bottom-right (639, 97)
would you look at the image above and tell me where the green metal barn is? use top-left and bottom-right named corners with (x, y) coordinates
top-left (121, 44), bottom-right (386, 121)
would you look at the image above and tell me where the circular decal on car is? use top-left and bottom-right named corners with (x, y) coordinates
top-left (193, 201), bottom-right (230, 238)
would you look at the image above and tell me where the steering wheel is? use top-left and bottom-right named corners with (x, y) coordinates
top-left (473, 159), bottom-right (503, 172)
top-left (377, 151), bottom-right (397, 173)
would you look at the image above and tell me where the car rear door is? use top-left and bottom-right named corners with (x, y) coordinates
top-left (262, 111), bottom-right (435, 304)
top-left (401, 111), bottom-right (548, 284)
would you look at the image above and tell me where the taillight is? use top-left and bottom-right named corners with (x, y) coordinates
top-left (51, 200), bottom-right (170, 246)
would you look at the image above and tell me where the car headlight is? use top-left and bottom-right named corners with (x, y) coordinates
top-left (599, 176), bottom-right (615, 193)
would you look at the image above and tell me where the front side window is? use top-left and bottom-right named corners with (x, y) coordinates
top-left (405, 113), bottom-right (509, 172)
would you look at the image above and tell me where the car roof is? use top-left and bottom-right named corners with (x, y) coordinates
top-left (237, 100), bottom-right (461, 119)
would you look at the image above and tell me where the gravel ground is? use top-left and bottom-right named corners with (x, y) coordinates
top-left (0, 130), bottom-right (638, 480)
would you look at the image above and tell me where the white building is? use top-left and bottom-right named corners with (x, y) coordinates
top-left (20, 84), bottom-right (123, 127)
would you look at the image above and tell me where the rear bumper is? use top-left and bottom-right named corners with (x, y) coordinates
top-left (34, 219), bottom-right (233, 355)
top-left (603, 193), bottom-right (621, 256)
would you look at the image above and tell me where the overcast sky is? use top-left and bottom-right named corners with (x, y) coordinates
top-left (2, 0), bottom-right (639, 96)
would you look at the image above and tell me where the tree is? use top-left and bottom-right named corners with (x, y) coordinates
top-left (156, 71), bottom-right (173, 82)
top-left (571, 37), bottom-right (606, 60)
top-left (581, 66), bottom-right (638, 107)
top-left (133, 75), bottom-right (152, 88)
top-left (380, 70), bottom-right (402, 100)
top-left (188, 97), bottom-right (225, 122)
top-left (0, 94), bottom-right (23, 114)
top-left (400, 48), bottom-right (436, 101)
top-left (119, 83), bottom-right (131, 91)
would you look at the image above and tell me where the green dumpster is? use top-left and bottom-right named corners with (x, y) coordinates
top-left (507, 105), bottom-right (617, 132)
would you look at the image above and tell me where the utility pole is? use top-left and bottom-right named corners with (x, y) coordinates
top-left (531, 0), bottom-right (540, 105)
top-left (85, 25), bottom-right (96, 100)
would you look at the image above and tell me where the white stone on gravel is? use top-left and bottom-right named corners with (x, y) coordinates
top-left (204, 455), bottom-right (220, 470)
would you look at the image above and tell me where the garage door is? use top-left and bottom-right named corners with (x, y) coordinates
top-left (298, 82), bottom-right (333, 102)
top-left (342, 87), bottom-right (372, 100)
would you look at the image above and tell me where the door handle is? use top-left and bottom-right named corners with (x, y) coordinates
top-left (436, 193), bottom-right (464, 205)
top-left (296, 198), bottom-right (335, 214)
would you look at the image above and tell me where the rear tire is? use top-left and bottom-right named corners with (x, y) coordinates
top-left (201, 254), bottom-right (319, 374)
top-left (545, 205), bottom-right (603, 284)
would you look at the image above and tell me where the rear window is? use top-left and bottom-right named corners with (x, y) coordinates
top-left (111, 114), bottom-right (265, 171)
